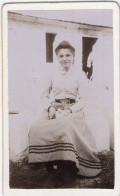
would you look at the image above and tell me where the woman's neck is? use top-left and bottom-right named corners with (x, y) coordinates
top-left (63, 67), bottom-right (70, 72)
top-left (62, 64), bottom-right (74, 73)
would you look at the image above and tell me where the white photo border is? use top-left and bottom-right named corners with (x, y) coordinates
top-left (2, 2), bottom-right (120, 196)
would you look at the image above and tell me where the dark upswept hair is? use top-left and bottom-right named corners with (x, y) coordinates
top-left (55, 41), bottom-right (75, 55)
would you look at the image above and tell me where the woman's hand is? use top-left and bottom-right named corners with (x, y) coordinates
top-left (64, 108), bottom-right (72, 116)
top-left (48, 106), bottom-right (56, 119)
top-left (55, 108), bottom-right (72, 119)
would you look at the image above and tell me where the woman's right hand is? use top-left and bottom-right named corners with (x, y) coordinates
top-left (48, 106), bottom-right (56, 119)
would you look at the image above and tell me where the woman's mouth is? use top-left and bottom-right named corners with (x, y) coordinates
top-left (63, 61), bottom-right (69, 65)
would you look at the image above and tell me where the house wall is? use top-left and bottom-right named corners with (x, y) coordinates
top-left (8, 13), bottom-right (114, 161)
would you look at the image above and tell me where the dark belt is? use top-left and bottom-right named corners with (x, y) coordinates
top-left (55, 98), bottom-right (76, 104)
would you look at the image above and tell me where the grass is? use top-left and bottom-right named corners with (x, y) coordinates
top-left (10, 150), bottom-right (114, 189)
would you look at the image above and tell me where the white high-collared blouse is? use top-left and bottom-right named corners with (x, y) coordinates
top-left (41, 65), bottom-right (87, 113)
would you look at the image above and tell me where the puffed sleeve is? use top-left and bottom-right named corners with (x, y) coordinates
top-left (41, 72), bottom-right (52, 111)
top-left (69, 70), bottom-right (88, 113)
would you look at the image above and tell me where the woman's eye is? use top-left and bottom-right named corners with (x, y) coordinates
top-left (66, 54), bottom-right (71, 57)
top-left (59, 55), bottom-right (63, 58)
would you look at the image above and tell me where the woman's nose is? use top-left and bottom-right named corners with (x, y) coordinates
top-left (62, 56), bottom-right (67, 61)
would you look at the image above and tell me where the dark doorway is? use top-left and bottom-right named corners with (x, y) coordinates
top-left (46, 33), bottom-right (56, 63)
top-left (82, 37), bottom-right (97, 79)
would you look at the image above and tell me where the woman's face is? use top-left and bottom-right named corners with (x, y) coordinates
top-left (57, 48), bottom-right (74, 70)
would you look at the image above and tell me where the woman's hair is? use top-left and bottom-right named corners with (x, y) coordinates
top-left (55, 41), bottom-right (75, 55)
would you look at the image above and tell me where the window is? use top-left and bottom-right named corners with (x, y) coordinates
top-left (46, 33), bottom-right (56, 63)
top-left (82, 37), bottom-right (97, 79)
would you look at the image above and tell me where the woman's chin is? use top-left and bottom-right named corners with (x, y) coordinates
top-left (62, 65), bottom-right (70, 69)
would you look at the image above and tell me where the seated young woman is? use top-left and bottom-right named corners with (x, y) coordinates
top-left (28, 40), bottom-right (102, 187)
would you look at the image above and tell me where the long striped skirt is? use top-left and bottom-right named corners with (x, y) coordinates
top-left (28, 111), bottom-right (102, 177)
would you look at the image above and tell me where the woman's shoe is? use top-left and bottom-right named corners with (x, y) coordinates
top-left (45, 161), bottom-right (78, 188)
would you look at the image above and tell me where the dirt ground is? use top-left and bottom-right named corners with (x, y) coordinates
top-left (10, 150), bottom-right (114, 189)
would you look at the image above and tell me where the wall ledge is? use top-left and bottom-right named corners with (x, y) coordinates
top-left (8, 11), bottom-right (113, 35)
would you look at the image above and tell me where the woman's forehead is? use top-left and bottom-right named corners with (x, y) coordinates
top-left (57, 48), bottom-right (73, 54)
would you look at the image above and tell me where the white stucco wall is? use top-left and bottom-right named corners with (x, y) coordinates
top-left (85, 35), bottom-right (114, 151)
top-left (8, 13), bottom-right (114, 161)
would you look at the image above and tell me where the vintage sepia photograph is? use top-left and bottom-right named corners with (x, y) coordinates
top-left (2, 2), bottom-right (120, 195)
